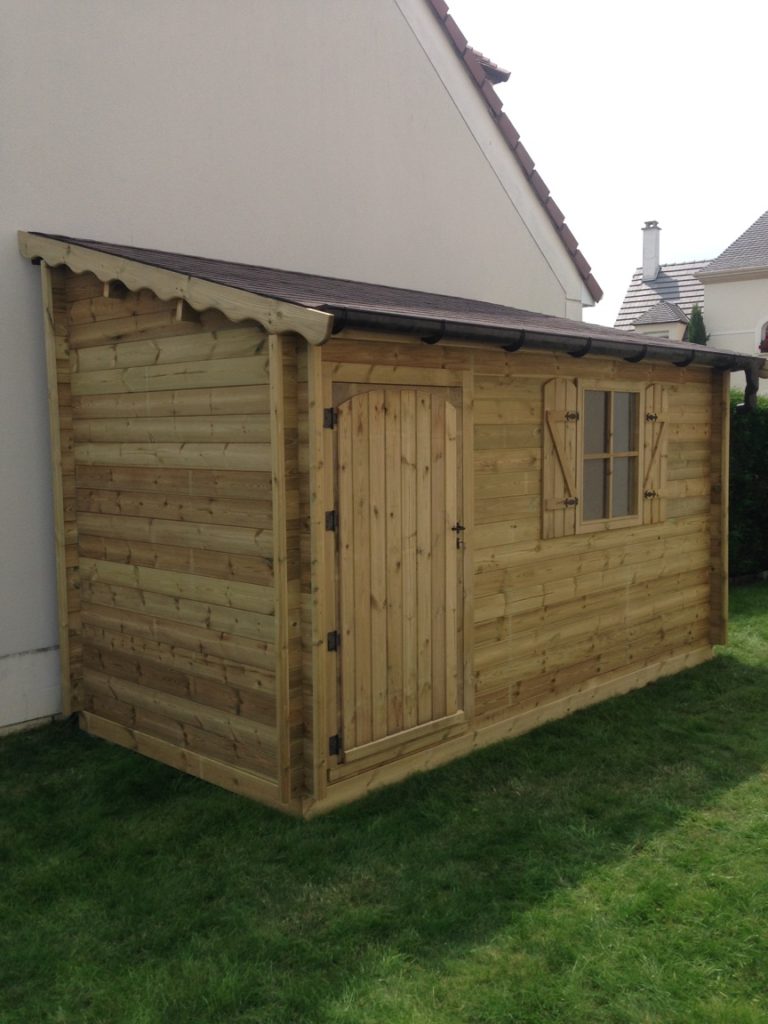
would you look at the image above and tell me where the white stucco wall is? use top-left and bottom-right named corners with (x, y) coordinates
top-left (701, 274), bottom-right (768, 393)
top-left (0, 0), bottom-right (587, 727)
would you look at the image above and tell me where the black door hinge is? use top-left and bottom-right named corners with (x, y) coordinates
top-left (323, 407), bottom-right (337, 429)
top-left (327, 630), bottom-right (340, 652)
top-left (325, 509), bottom-right (338, 531)
top-left (565, 410), bottom-right (580, 422)
top-left (329, 734), bottom-right (342, 757)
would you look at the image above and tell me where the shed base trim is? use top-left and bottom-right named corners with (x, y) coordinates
top-left (303, 644), bottom-right (714, 817)
top-left (81, 712), bottom-right (301, 815)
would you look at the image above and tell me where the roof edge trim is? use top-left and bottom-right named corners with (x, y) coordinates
top-left (17, 232), bottom-right (334, 345)
top-left (320, 303), bottom-right (767, 379)
top-left (697, 264), bottom-right (768, 284)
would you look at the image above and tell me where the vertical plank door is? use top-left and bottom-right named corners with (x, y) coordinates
top-left (334, 389), bottom-right (465, 771)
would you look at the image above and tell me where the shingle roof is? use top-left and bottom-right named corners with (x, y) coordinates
top-left (634, 300), bottom-right (689, 326)
top-left (31, 233), bottom-right (731, 365)
top-left (614, 261), bottom-right (707, 330)
top-left (701, 210), bottom-right (768, 276)
top-left (425, 0), bottom-right (602, 304)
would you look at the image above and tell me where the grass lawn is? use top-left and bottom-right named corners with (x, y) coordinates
top-left (2, 585), bottom-right (768, 1024)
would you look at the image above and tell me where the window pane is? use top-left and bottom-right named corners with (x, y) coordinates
top-left (583, 459), bottom-right (607, 520)
top-left (613, 392), bottom-right (637, 452)
top-left (612, 457), bottom-right (638, 517)
top-left (584, 391), bottom-right (608, 454)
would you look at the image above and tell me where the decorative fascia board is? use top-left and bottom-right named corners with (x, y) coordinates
top-left (17, 232), bottom-right (334, 345)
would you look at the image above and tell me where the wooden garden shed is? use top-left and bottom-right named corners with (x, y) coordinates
top-left (20, 231), bottom-right (766, 816)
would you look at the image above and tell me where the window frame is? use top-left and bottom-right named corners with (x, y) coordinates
top-left (576, 380), bottom-right (645, 535)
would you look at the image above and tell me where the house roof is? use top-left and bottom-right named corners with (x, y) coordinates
top-left (614, 261), bottom-right (707, 330)
top-left (634, 300), bottom-right (689, 326)
top-left (700, 210), bottom-right (768, 276)
top-left (23, 233), bottom-right (766, 385)
top-left (425, 0), bottom-right (602, 304)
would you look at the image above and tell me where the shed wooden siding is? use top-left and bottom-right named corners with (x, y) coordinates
top-left (303, 335), bottom-right (723, 803)
top-left (49, 269), bottom-right (285, 805)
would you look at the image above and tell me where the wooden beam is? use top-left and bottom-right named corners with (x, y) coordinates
top-left (18, 232), bottom-right (333, 346)
top-left (269, 334), bottom-right (292, 804)
top-left (40, 263), bottom-right (78, 715)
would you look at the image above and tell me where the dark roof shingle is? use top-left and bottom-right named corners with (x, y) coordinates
top-left (702, 210), bottom-right (768, 275)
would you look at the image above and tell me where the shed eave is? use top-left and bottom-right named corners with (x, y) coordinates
top-left (320, 302), bottom-right (767, 375)
top-left (17, 231), bottom-right (334, 345)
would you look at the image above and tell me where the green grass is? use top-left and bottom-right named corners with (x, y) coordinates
top-left (3, 586), bottom-right (768, 1024)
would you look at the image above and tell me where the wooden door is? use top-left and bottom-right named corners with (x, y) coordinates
top-left (332, 388), bottom-right (466, 771)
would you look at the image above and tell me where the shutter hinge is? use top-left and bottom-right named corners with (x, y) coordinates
top-left (646, 412), bottom-right (658, 422)
top-left (329, 734), bottom-right (342, 757)
top-left (325, 509), bottom-right (338, 531)
top-left (564, 497), bottom-right (579, 507)
top-left (565, 410), bottom-right (580, 422)
top-left (323, 407), bottom-right (337, 429)
top-left (327, 630), bottom-right (340, 652)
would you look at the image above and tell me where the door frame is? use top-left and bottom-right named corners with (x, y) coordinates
top-left (316, 361), bottom-right (474, 786)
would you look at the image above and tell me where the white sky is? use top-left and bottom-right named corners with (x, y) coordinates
top-left (447, 0), bottom-right (768, 325)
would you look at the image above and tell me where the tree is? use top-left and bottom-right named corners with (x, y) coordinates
top-left (688, 303), bottom-right (708, 345)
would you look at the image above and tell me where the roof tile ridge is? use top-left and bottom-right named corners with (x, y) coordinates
top-left (423, 0), bottom-right (602, 303)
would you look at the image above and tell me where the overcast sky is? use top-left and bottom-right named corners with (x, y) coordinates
top-left (447, 0), bottom-right (768, 325)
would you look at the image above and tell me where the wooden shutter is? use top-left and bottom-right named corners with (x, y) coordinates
top-left (542, 378), bottom-right (579, 539)
top-left (642, 384), bottom-right (668, 524)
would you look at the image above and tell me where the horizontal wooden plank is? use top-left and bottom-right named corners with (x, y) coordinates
top-left (80, 558), bottom-right (275, 614)
top-left (81, 605), bottom-right (275, 670)
top-left (72, 385), bottom-right (271, 419)
top-left (473, 513), bottom-right (710, 574)
top-left (71, 327), bottom-right (267, 372)
top-left (322, 338), bottom-right (470, 369)
top-left (82, 643), bottom-right (275, 720)
top-left (473, 397), bottom-right (540, 425)
top-left (76, 512), bottom-right (272, 555)
top-left (81, 712), bottom-right (293, 807)
top-left (68, 309), bottom-right (199, 348)
top-left (75, 464), bottom-right (272, 499)
top-left (81, 624), bottom-right (274, 691)
top-left (76, 488), bottom-right (275, 529)
top-left (474, 517), bottom-right (539, 550)
top-left (66, 289), bottom-right (177, 325)
top-left (71, 355), bottom-right (269, 395)
top-left (74, 442), bottom-right (271, 471)
top-left (73, 414), bottom-right (270, 444)
top-left (474, 589), bottom-right (709, 684)
top-left (329, 363), bottom-right (462, 387)
top-left (474, 424), bottom-right (542, 450)
top-left (81, 579), bottom-right (275, 642)
top-left (83, 669), bottom-right (277, 750)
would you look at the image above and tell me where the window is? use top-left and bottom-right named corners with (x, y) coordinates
top-left (581, 389), bottom-right (640, 526)
top-left (542, 378), bottom-right (667, 540)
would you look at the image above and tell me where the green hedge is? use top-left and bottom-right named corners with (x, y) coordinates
top-left (729, 390), bottom-right (768, 577)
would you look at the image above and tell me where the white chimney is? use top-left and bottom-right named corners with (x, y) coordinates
top-left (642, 220), bottom-right (661, 282)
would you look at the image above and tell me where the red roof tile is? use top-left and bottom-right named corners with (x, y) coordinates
top-left (424, 0), bottom-right (602, 303)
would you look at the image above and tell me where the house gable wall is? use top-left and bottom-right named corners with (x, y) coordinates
top-left (1, 0), bottom-right (589, 727)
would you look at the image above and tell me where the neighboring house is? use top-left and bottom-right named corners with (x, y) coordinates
top-left (698, 210), bottom-right (768, 394)
top-left (0, 0), bottom-right (600, 731)
top-left (615, 221), bottom-right (708, 340)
